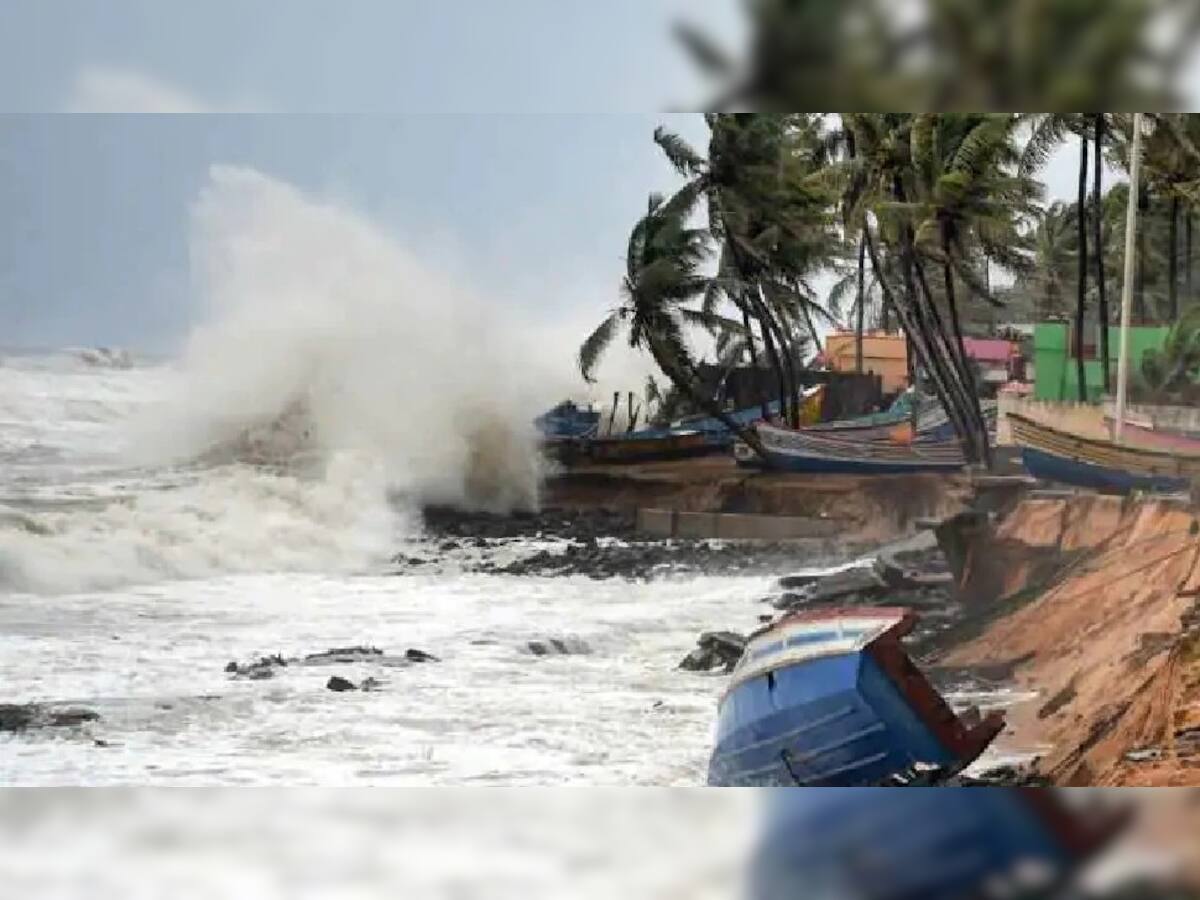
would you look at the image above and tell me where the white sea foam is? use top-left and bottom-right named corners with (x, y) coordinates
top-left (0, 166), bottom-right (587, 593)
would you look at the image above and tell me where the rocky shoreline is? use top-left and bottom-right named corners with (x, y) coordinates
top-left (413, 505), bottom-right (852, 580)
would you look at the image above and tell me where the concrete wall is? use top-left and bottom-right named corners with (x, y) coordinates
top-left (636, 508), bottom-right (843, 541)
top-left (1101, 401), bottom-right (1200, 434)
top-left (996, 395), bottom-right (1108, 445)
top-left (997, 394), bottom-right (1200, 446)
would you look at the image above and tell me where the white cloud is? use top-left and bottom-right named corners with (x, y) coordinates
top-left (65, 66), bottom-right (252, 113)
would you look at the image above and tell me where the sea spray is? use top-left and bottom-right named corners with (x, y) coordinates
top-left (141, 164), bottom-right (548, 512)
top-left (0, 166), bottom-right (569, 593)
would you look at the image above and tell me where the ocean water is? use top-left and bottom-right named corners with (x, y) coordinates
top-left (0, 349), bottom-right (791, 786)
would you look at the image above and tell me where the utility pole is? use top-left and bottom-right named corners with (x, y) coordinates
top-left (1114, 112), bottom-right (1142, 444)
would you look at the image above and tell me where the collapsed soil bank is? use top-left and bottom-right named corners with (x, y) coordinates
top-left (937, 493), bottom-right (1200, 786)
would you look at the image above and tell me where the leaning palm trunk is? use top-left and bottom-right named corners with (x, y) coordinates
top-left (911, 251), bottom-right (986, 464)
top-left (1094, 116), bottom-right (1111, 393)
top-left (646, 335), bottom-right (766, 458)
top-left (855, 232), bottom-right (867, 373)
top-left (1075, 131), bottom-right (1089, 402)
top-left (753, 297), bottom-right (792, 426)
top-left (1169, 194), bottom-right (1180, 321)
top-left (863, 227), bottom-right (977, 463)
top-left (939, 228), bottom-right (992, 467)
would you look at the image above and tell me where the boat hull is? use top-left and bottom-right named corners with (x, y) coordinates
top-left (1010, 413), bottom-right (1200, 494)
top-left (1020, 446), bottom-right (1189, 494)
top-left (707, 608), bottom-right (1002, 787)
top-left (735, 423), bottom-right (966, 474)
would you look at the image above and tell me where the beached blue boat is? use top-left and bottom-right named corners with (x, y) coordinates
top-left (707, 608), bottom-right (1004, 786)
top-left (734, 422), bottom-right (967, 474)
top-left (1010, 413), bottom-right (1198, 494)
top-left (749, 788), bottom-right (1127, 900)
top-left (535, 401), bottom-right (600, 440)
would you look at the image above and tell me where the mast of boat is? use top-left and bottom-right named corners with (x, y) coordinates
top-left (1114, 112), bottom-right (1143, 444)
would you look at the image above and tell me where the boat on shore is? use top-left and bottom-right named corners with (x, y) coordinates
top-left (707, 607), bottom-right (1004, 786)
top-left (1010, 413), bottom-right (1200, 494)
top-left (583, 429), bottom-right (714, 463)
top-left (734, 422), bottom-right (966, 474)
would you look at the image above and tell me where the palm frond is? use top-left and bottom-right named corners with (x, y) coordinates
top-left (578, 311), bottom-right (622, 383)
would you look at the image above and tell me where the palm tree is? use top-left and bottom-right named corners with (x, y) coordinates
top-left (833, 113), bottom-right (986, 463)
top-left (654, 114), bottom-right (837, 427)
top-left (907, 112), bottom-right (1036, 455)
top-left (578, 191), bottom-right (764, 454)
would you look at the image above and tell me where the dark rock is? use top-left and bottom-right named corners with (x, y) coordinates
top-left (326, 676), bottom-right (357, 692)
top-left (0, 703), bottom-right (100, 732)
top-left (679, 631), bottom-right (746, 673)
top-left (360, 677), bottom-right (385, 692)
top-left (524, 637), bottom-right (592, 656)
top-left (224, 661), bottom-right (238, 673)
top-left (301, 646), bottom-right (384, 665)
top-left (405, 648), bottom-right (439, 663)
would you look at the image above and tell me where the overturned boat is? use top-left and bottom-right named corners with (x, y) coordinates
top-left (707, 607), bottom-right (1004, 786)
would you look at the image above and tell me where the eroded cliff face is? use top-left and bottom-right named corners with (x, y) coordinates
top-left (939, 494), bottom-right (1200, 786)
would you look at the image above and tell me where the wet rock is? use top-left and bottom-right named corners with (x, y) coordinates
top-left (679, 631), bottom-right (747, 674)
top-left (404, 649), bottom-right (439, 663)
top-left (360, 677), bottom-right (385, 692)
top-left (524, 637), bottom-right (592, 656)
top-left (301, 646), bottom-right (384, 665)
top-left (326, 676), bottom-right (357, 692)
top-left (225, 654), bottom-right (288, 679)
top-left (0, 703), bottom-right (100, 732)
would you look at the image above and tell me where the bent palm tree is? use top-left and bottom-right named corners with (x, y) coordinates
top-left (578, 191), bottom-right (765, 455)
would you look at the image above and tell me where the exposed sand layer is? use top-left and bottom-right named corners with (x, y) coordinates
top-left (939, 494), bottom-right (1200, 786)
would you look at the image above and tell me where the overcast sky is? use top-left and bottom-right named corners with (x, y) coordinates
top-left (0, 1), bottom-right (1101, 351)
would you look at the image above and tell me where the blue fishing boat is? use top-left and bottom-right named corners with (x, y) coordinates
top-left (749, 788), bottom-right (1128, 900)
top-left (1010, 413), bottom-right (1198, 494)
top-left (535, 401), bottom-right (600, 440)
top-left (734, 422), bottom-right (967, 474)
top-left (707, 607), bottom-right (1004, 786)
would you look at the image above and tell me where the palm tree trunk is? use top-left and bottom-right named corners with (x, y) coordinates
top-left (855, 232), bottom-right (866, 372)
top-left (1075, 131), bottom-right (1089, 402)
top-left (1094, 115), bottom-right (1111, 394)
top-left (752, 291), bottom-right (791, 425)
top-left (646, 336), bottom-right (766, 458)
top-left (1169, 193), bottom-right (1180, 321)
top-left (939, 227), bottom-right (991, 467)
top-left (1187, 208), bottom-right (1194, 306)
top-left (863, 226), bottom-right (974, 458)
top-left (912, 251), bottom-right (986, 463)
top-left (737, 304), bottom-right (769, 419)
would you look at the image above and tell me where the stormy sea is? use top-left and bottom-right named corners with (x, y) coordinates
top-left (0, 167), bottom-right (831, 786)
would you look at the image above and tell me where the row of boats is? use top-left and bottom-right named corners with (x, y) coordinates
top-left (541, 389), bottom-right (1200, 492)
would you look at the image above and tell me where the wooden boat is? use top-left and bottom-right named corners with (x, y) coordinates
top-left (1010, 413), bottom-right (1200, 494)
top-left (734, 422), bottom-right (966, 474)
top-left (707, 607), bottom-right (1004, 786)
top-left (751, 789), bottom-right (1128, 899)
top-left (1103, 416), bottom-right (1200, 456)
top-left (585, 429), bottom-right (713, 463)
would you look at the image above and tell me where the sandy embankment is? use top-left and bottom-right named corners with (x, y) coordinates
top-left (938, 494), bottom-right (1200, 786)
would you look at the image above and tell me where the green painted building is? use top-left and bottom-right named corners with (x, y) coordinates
top-left (1033, 322), bottom-right (1170, 402)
